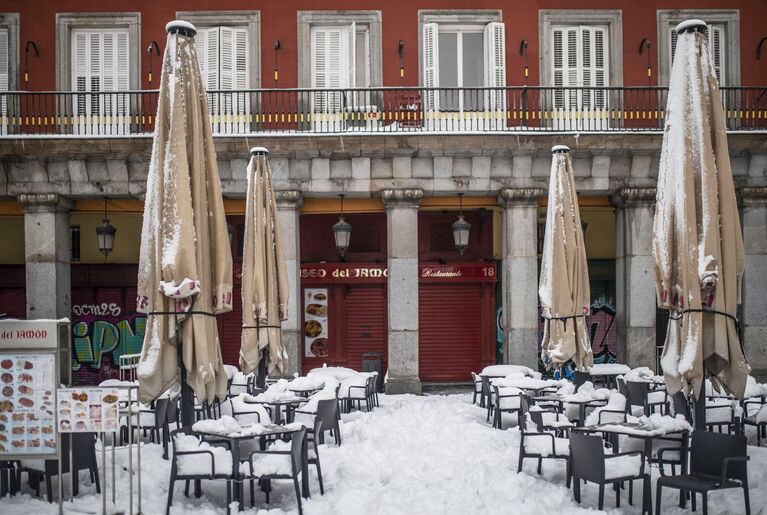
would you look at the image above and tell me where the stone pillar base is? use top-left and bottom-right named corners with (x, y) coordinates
top-left (386, 377), bottom-right (423, 395)
top-left (281, 330), bottom-right (301, 378)
top-left (620, 327), bottom-right (657, 370)
top-left (506, 328), bottom-right (539, 367)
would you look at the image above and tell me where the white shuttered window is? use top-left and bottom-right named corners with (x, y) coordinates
top-left (194, 26), bottom-right (249, 133)
top-left (71, 28), bottom-right (129, 134)
top-left (551, 25), bottom-right (608, 110)
top-left (421, 22), bottom-right (506, 115)
top-left (0, 28), bottom-right (8, 128)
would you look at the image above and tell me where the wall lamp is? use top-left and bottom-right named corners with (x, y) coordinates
top-left (24, 41), bottom-right (39, 89)
top-left (147, 41), bottom-right (160, 86)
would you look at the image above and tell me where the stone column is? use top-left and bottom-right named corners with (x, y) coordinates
top-left (276, 190), bottom-right (304, 378)
top-left (498, 188), bottom-right (544, 368)
top-left (19, 194), bottom-right (73, 319)
top-left (382, 188), bottom-right (423, 394)
top-left (741, 187), bottom-right (767, 375)
top-left (612, 188), bottom-right (656, 369)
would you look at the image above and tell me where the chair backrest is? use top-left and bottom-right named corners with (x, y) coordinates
top-left (471, 372), bottom-right (482, 392)
top-left (316, 399), bottom-right (337, 431)
top-left (517, 395), bottom-right (530, 429)
top-left (672, 392), bottom-right (692, 423)
top-left (625, 381), bottom-right (650, 407)
top-left (529, 409), bottom-right (546, 432)
top-left (616, 377), bottom-right (628, 397)
top-left (481, 376), bottom-right (492, 398)
top-left (569, 431), bottom-right (605, 483)
top-left (573, 371), bottom-right (591, 390)
top-left (690, 430), bottom-right (747, 481)
top-left (154, 397), bottom-right (170, 426)
top-left (291, 428), bottom-right (307, 475)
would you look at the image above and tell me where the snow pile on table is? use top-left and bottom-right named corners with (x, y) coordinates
top-left (249, 379), bottom-right (302, 402)
top-left (586, 363), bottom-right (631, 375)
top-left (192, 415), bottom-right (303, 438)
top-left (597, 413), bottom-right (692, 437)
top-left (287, 374), bottom-right (326, 391)
top-left (309, 364), bottom-right (359, 381)
top-left (584, 393), bottom-right (627, 426)
top-left (492, 373), bottom-right (564, 391)
top-left (482, 364), bottom-right (540, 378)
top-left (560, 381), bottom-right (611, 403)
top-left (174, 434), bottom-right (232, 476)
top-left (619, 367), bottom-right (664, 383)
top-left (226, 394), bottom-right (272, 425)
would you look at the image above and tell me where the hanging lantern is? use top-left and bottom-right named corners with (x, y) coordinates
top-left (96, 198), bottom-right (116, 258)
top-left (452, 193), bottom-right (471, 254)
top-left (333, 193), bottom-right (352, 258)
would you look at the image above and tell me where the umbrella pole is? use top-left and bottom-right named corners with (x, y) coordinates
top-left (693, 375), bottom-right (707, 431)
top-left (176, 316), bottom-right (195, 428)
top-left (256, 353), bottom-right (267, 390)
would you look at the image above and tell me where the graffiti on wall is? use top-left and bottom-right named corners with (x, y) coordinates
top-left (70, 302), bottom-right (146, 384)
top-left (537, 295), bottom-right (618, 367)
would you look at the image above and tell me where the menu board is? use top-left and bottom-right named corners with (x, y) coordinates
top-left (304, 288), bottom-right (329, 358)
top-left (57, 388), bottom-right (119, 433)
top-left (0, 353), bottom-right (57, 455)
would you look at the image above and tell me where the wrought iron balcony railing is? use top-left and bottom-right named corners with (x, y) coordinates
top-left (0, 86), bottom-right (765, 137)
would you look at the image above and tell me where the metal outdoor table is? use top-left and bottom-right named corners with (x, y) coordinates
top-left (247, 398), bottom-right (305, 424)
top-left (529, 394), bottom-right (608, 427)
top-left (288, 387), bottom-right (323, 398)
top-left (192, 423), bottom-right (302, 511)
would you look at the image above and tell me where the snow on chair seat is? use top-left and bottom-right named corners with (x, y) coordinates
top-left (523, 433), bottom-right (570, 457)
top-left (604, 454), bottom-right (643, 480)
top-left (173, 433), bottom-right (233, 476)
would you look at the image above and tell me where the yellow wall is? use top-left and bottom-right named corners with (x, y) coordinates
top-left (69, 213), bottom-right (142, 264)
top-left (0, 216), bottom-right (25, 264)
top-left (537, 203), bottom-right (616, 259)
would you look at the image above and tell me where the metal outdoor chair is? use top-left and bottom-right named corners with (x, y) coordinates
top-left (704, 397), bottom-right (737, 434)
top-left (516, 395), bottom-right (571, 480)
top-left (243, 427), bottom-right (309, 515)
top-left (573, 371), bottom-right (591, 390)
top-left (492, 385), bottom-right (522, 429)
top-left (656, 430), bottom-right (750, 515)
top-left (17, 432), bottom-right (100, 503)
top-left (166, 428), bottom-right (234, 515)
top-left (625, 381), bottom-right (669, 417)
top-left (740, 397), bottom-right (767, 446)
top-left (570, 431), bottom-right (651, 514)
top-left (470, 372), bottom-right (482, 405)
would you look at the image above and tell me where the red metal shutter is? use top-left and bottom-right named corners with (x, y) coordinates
top-left (419, 283), bottom-right (482, 382)
top-left (218, 285), bottom-right (242, 366)
top-left (343, 284), bottom-right (387, 372)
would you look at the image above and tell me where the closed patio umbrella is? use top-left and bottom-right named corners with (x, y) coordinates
top-left (136, 21), bottom-right (233, 415)
top-left (539, 145), bottom-right (593, 372)
top-left (240, 148), bottom-right (289, 383)
top-left (653, 20), bottom-right (749, 406)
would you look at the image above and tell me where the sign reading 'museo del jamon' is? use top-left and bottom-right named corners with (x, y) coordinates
top-left (299, 263), bottom-right (496, 283)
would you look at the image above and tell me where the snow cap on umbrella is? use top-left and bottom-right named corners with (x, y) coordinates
top-left (166, 20), bottom-right (197, 37)
top-left (551, 145), bottom-right (570, 154)
top-left (250, 147), bottom-right (269, 155)
top-left (675, 19), bottom-right (707, 35)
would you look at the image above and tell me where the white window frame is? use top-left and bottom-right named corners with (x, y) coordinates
top-left (434, 24), bottom-right (486, 113)
top-left (419, 10), bottom-right (505, 130)
top-left (0, 13), bottom-right (19, 135)
top-left (299, 11), bottom-right (382, 132)
top-left (539, 10), bottom-right (622, 88)
top-left (298, 11), bottom-right (382, 88)
top-left (56, 13), bottom-right (140, 92)
top-left (656, 10), bottom-right (739, 87)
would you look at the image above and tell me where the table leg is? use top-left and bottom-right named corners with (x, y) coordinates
top-left (274, 406), bottom-right (282, 425)
top-left (232, 443), bottom-right (243, 512)
top-left (578, 404), bottom-right (586, 427)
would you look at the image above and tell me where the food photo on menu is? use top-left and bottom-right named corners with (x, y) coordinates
top-left (0, 355), bottom-right (56, 455)
top-left (304, 288), bottom-right (329, 358)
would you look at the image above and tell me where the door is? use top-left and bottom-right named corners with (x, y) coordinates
top-left (71, 29), bottom-right (130, 135)
top-left (217, 285), bottom-right (243, 367)
top-left (344, 284), bottom-right (387, 373)
top-left (195, 26), bottom-right (249, 134)
top-left (419, 283), bottom-right (483, 382)
top-left (551, 25), bottom-right (608, 130)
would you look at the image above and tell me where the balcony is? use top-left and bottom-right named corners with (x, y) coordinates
top-left (1, 86), bottom-right (765, 137)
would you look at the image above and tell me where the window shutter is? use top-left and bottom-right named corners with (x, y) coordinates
top-left (483, 22), bottom-right (506, 115)
top-left (709, 25), bottom-right (724, 86)
top-left (552, 28), bottom-right (564, 108)
top-left (311, 27), bottom-right (327, 112)
top-left (670, 26), bottom-right (678, 70)
top-left (348, 22), bottom-right (356, 89)
top-left (219, 26), bottom-right (234, 116)
top-left (592, 27), bottom-right (607, 108)
top-left (422, 22), bottom-right (439, 111)
top-left (0, 29), bottom-right (8, 93)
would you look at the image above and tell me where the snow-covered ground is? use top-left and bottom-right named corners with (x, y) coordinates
top-left (2, 393), bottom-right (765, 514)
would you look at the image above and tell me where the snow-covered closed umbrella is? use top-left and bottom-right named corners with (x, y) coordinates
top-left (653, 20), bottom-right (749, 406)
top-left (539, 145), bottom-right (593, 373)
top-left (240, 148), bottom-right (289, 384)
top-left (136, 21), bottom-right (233, 416)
